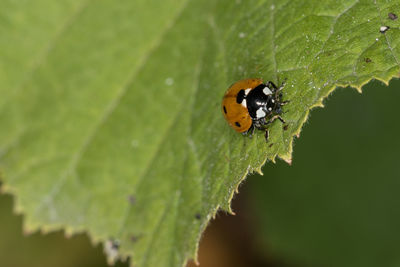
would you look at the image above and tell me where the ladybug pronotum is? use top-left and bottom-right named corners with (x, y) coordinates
top-left (221, 78), bottom-right (287, 141)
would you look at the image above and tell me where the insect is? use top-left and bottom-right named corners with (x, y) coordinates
top-left (221, 78), bottom-right (287, 141)
top-left (380, 25), bottom-right (390, 33)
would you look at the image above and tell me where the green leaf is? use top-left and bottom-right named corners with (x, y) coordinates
top-left (0, 0), bottom-right (399, 266)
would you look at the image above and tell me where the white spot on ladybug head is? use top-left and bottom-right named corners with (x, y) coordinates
top-left (256, 108), bottom-right (266, 118)
top-left (271, 99), bottom-right (275, 103)
top-left (244, 88), bottom-right (251, 95)
top-left (263, 87), bottom-right (272, 95)
top-left (241, 99), bottom-right (247, 108)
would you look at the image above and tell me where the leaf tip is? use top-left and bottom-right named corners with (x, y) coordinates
top-left (22, 227), bottom-right (34, 236)
top-left (283, 157), bottom-right (292, 165)
top-left (186, 258), bottom-right (200, 267)
top-left (223, 199), bottom-right (235, 215)
top-left (64, 227), bottom-right (76, 238)
top-left (104, 239), bottom-right (122, 265)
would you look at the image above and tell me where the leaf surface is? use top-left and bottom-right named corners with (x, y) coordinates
top-left (0, 0), bottom-right (399, 266)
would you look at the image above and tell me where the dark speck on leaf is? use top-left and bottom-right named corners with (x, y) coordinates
top-left (283, 125), bottom-right (289, 131)
top-left (128, 195), bottom-right (136, 204)
top-left (195, 213), bottom-right (201, 220)
top-left (364, 58), bottom-right (372, 63)
top-left (130, 234), bottom-right (142, 243)
top-left (268, 143), bottom-right (274, 148)
top-left (388, 12), bottom-right (398, 20)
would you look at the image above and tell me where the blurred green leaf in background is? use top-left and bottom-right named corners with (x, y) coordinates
top-left (251, 79), bottom-right (400, 267)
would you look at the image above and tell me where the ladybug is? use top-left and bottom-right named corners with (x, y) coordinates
top-left (221, 78), bottom-right (287, 141)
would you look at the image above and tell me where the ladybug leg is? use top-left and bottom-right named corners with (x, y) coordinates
top-left (266, 81), bottom-right (278, 89)
top-left (266, 115), bottom-right (286, 124)
top-left (274, 79), bottom-right (287, 100)
top-left (252, 123), bottom-right (256, 132)
top-left (277, 78), bottom-right (287, 91)
top-left (264, 129), bottom-right (269, 142)
top-left (249, 124), bottom-right (255, 136)
top-left (276, 116), bottom-right (285, 124)
top-left (243, 124), bottom-right (255, 138)
top-left (255, 118), bottom-right (268, 130)
top-left (280, 100), bottom-right (290, 105)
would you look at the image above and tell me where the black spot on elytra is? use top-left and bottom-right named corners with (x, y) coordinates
top-left (388, 12), bottom-right (398, 20)
top-left (235, 122), bottom-right (241, 127)
top-left (223, 106), bottom-right (227, 114)
top-left (236, 89), bottom-right (246, 104)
